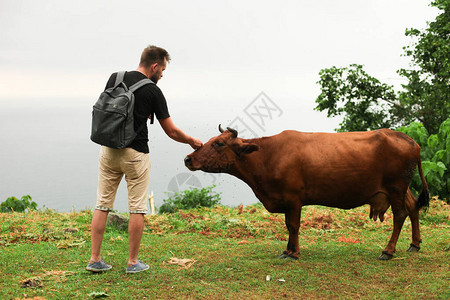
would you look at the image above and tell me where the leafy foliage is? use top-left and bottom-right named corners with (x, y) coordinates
top-left (0, 195), bottom-right (37, 213)
top-left (315, 0), bottom-right (450, 134)
top-left (315, 64), bottom-right (397, 132)
top-left (159, 185), bottom-right (221, 214)
top-left (395, 0), bottom-right (450, 135)
top-left (397, 118), bottom-right (450, 200)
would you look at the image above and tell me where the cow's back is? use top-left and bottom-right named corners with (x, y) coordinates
top-left (258, 129), bottom-right (420, 209)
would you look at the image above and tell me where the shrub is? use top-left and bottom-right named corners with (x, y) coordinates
top-left (0, 195), bottom-right (37, 212)
top-left (159, 185), bottom-right (221, 214)
top-left (397, 118), bottom-right (449, 202)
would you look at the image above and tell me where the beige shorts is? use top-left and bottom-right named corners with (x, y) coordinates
top-left (96, 146), bottom-right (150, 214)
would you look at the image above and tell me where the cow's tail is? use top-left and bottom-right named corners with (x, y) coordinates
top-left (416, 161), bottom-right (430, 211)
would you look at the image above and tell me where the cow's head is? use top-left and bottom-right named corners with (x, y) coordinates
top-left (184, 125), bottom-right (259, 173)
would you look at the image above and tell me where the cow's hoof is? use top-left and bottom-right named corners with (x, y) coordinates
top-left (407, 243), bottom-right (421, 252)
top-left (278, 253), bottom-right (299, 260)
top-left (377, 251), bottom-right (394, 260)
top-left (285, 255), bottom-right (299, 260)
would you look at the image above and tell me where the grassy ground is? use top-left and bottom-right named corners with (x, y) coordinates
top-left (0, 199), bottom-right (449, 299)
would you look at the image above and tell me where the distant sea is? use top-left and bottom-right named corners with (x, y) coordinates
top-left (0, 100), bottom-right (258, 212)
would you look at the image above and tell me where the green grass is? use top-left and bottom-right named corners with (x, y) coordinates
top-left (0, 199), bottom-right (449, 299)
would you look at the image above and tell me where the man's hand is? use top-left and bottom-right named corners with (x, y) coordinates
top-left (190, 137), bottom-right (203, 150)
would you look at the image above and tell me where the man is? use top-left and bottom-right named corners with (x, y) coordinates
top-left (86, 45), bottom-right (202, 274)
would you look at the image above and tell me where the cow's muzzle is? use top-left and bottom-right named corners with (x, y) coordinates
top-left (184, 156), bottom-right (196, 171)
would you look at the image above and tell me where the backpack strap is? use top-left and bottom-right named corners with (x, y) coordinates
top-left (129, 78), bottom-right (156, 124)
top-left (117, 75), bottom-right (156, 125)
top-left (129, 78), bottom-right (154, 92)
top-left (149, 112), bottom-right (155, 124)
top-left (114, 71), bottom-right (126, 87)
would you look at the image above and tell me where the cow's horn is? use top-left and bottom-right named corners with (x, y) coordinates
top-left (227, 127), bottom-right (238, 138)
top-left (218, 124), bottom-right (225, 133)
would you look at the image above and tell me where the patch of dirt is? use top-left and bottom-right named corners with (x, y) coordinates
top-left (20, 278), bottom-right (42, 288)
top-left (165, 257), bottom-right (196, 270)
top-left (262, 216), bottom-right (284, 223)
top-left (337, 236), bottom-right (361, 244)
top-left (302, 213), bottom-right (335, 229)
top-left (179, 211), bottom-right (205, 221)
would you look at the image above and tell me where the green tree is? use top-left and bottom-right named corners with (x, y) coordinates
top-left (315, 64), bottom-right (397, 132)
top-left (315, 0), bottom-right (450, 134)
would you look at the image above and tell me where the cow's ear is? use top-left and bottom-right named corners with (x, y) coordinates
top-left (238, 143), bottom-right (259, 156)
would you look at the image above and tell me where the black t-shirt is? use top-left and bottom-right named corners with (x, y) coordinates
top-left (105, 71), bottom-right (170, 153)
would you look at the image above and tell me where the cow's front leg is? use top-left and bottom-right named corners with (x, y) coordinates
top-left (280, 206), bottom-right (302, 260)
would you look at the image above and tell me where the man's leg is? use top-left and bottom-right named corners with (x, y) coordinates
top-left (91, 147), bottom-right (122, 263)
top-left (128, 213), bottom-right (145, 265)
top-left (122, 149), bottom-right (150, 272)
top-left (90, 209), bottom-right (109, 262)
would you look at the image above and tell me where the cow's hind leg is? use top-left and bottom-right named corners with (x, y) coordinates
top-left (279, 206), bottom-right (302, 260)
top-left (379, 198), bottom-right (408, 260)
top-left (407, 208), bottom-right (421, 252)
top-left (405, 189), bottom-right (422, 252)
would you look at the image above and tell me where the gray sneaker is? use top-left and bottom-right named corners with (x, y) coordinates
top-left (126, 260), bottom-right (149, 274)
top-left (86, 259), bottom-right (112, 272)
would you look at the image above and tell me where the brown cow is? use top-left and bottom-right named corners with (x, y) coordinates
top-left (184, 125), bottom-right (429, 260)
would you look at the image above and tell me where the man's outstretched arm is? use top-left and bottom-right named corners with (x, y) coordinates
top-left (158, 117), bottom-right (202, 149)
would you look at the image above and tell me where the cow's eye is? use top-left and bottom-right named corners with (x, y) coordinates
top-left (214, 141), bottom-right (225, 147)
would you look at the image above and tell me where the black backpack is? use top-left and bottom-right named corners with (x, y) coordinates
top-left (90, 71), bottom-right (154, 149)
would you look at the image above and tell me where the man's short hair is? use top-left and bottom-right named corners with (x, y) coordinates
top-left (139, 45), bottom-right (171, 68)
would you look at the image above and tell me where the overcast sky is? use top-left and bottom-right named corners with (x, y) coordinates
top-left (0, 0), bottom-right (441, 209)
top-left (0, 0), bottom-right (438, 132)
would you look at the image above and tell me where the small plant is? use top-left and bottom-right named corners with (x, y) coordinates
top-left (159, 185), bottom-right (221, 214)
top-left (0, 195), bottom-right (37, 212)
